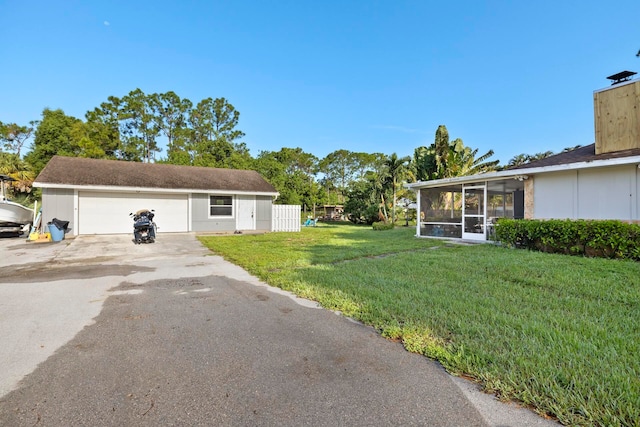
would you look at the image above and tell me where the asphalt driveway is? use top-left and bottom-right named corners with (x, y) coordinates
top-left (0, 234), bottom-right (557, 426)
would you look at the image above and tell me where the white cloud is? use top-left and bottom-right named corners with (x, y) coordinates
top-left (103, 21), bottom-right (110, 26)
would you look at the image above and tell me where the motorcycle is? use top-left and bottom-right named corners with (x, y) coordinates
top-left (130, 209), bottom-right (157, 244)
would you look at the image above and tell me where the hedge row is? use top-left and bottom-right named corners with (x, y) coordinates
top-left (495, 219), bottom-right (640, 260)
top-left (372, 221), bottom-right (395, 231)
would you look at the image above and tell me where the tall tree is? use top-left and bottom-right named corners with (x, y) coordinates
top-left (121, 89), bottom-right (161, 162)
top-left (253, 150), bottom-right (288, 200)
top-left (434, 125), bottom-right (450, 178)
top-left (278, 148), bottom-right (320, 212)
top-left (193, 139), bottom-right (252, 169)
top-left (210, 97), bottom-right (245, 143)
top-left (253, 148), bottom-right (320, 209)
top-left (0, 121), bottom-right (37, 157)
top-left (317, 176), bottom-right (341, 206)
top-left (446, 138), bottom-right (498, 177)
top-left (384, 153), bottom-right (411, 223)
top-left (319, 150), bottom-right (364, 203)
top-left (187, 97), bottom-right (247, 167)
top-left (413, 145), bottom-right (436, 181)
top-left (85, 96), bottom-right (126, 159)
top-left (413, 125), bottom-right (497, 180)
top-left (344, 178), bottom-right (380, 224)
top-left (343, 156), bottom-right (395, 225)
top-left (369, 163), bottom-right (390, 222)
top-left (151, 91), bottom-right (192, 156)
top-left (24, 108), bottom-right (84, 175)
top-left (69, 121), bottom-right (108, 159)
top-left (189, 97), bottom-right (245, 143)
top-left (351, 152), bottom-right (384, 181)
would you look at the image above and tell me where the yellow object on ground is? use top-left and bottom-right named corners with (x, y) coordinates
top-left (29, 232), bottom-right (51, 242)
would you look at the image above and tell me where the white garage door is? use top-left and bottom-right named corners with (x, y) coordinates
top-left (78, 191), bottom-right (188, 234)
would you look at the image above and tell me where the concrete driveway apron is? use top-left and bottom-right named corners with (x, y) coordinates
top-left (0, 234), bottom-right (557, 426)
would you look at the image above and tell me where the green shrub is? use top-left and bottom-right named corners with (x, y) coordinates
top-left (372, 221), bottom-right (394, 231)
top-left (496, 218), bottom-right (640, 260)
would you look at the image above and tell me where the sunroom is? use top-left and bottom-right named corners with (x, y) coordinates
top-left (407, 175), bottom-right (526, 242)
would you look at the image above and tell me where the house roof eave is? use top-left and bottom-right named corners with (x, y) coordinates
top-left (405, 155), bottom-right (640, 190)
top-left (405, 170), bottom-right (513, 190)
top-left (34, 182), bottom-right (280, 197)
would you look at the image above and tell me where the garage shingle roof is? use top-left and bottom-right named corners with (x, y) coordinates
top-left (35, 156), bottom-right (278, 194)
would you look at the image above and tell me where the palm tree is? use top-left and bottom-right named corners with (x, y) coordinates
top-left (446, 140), bottom-right (499, 177)
top-left (529, 151), bottom-right (554, 162)
top-left (507, 150), bottom-right (555, 168)
top-left (385, 153), bottom-right (411, 223)
top-left (413, 145), bottom-right (436, 181)
top-left (0, 152), bottom-right (35, 198)
top-left (507, 153), bottom-right (530, 168)
top-left (412, 126), bottom-right (499, 181)
top-left (561, 145), bottom-right (582, 153)
top-left (433, 125), bottom-right (450, 179)
top-left (362, 158), bottom-right (388, 222)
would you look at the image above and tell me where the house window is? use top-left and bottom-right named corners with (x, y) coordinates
top-left (209, 195), bottom-right (233, 217)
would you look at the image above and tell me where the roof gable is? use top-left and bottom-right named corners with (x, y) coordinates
top-left (34, 156), bottom-right (278, 194)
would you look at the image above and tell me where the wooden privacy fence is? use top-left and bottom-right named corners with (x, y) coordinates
top-left (272, 204), bottom-right (301, 232)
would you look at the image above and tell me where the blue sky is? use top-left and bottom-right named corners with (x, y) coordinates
top-left (1, 0), bottom-right (639, 165)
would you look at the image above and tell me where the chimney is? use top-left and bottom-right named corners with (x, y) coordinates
top-left (594, 71), bottom-right (640, 154)
top-left (606, 70), bottom-right (636, 85)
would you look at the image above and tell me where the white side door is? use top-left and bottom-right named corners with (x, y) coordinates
top-left (236, 197), bottom-right (255, 230)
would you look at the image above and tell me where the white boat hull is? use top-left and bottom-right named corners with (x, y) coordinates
top-left (1, 174), bottom-right (34, 234)
top-left (0, 200), bottom-right (33, 228)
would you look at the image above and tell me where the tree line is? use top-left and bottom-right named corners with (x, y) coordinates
top-left (2, 89), bottom-right (528, 224)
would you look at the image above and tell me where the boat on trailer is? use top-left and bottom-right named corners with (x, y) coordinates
top-left (0, 174), bottom-right (33, 235)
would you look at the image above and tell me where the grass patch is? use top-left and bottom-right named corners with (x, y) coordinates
top-left (198, 224), bottom-right (640, 426)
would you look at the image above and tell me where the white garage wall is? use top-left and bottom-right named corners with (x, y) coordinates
top-left (78, 191), bottom-right (188, 234)
top-left (41, 188), bottom-right (75, 232)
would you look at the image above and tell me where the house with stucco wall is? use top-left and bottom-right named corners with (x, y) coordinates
top-left (406, 72), bottom-right (640, 241)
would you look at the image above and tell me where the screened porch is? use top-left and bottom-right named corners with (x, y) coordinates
top-left (417, 179), bottom-right (525, 241)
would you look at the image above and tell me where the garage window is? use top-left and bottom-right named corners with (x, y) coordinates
top-left (209, 195), bottom-right (233, 217)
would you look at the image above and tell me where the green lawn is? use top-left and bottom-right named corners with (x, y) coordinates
top-left (198, 224), bottom-right (640, 427)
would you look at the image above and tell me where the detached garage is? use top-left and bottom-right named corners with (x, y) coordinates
top-left (34, 156), bottom-right (279, 236)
